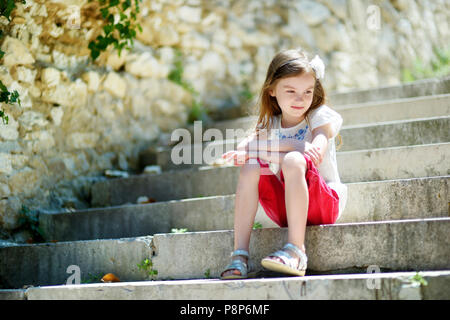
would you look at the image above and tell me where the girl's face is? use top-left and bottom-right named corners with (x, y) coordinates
top-left (269, 72), bottom-right (316, 126)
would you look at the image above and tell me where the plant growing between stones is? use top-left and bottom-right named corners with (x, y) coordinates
top-left (168, 49), bottom-right (211, 124)
top-left (88, 0), bottom-right (143, 61)
top-left (409, 272), bottom-right (428, 287)
top-left (17, 205), bottom-right (45, 243)
top-left (81, 272), bottom-right (104, 284)
top-left (253, 221), bottom-right (262, 230)
top-left (137, 258), bottom-right (158, 280)
top-left (402, 46), bottom-right (450, 82)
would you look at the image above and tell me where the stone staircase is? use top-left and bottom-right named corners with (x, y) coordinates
top-left (0, 77), bottom-right (449, 300)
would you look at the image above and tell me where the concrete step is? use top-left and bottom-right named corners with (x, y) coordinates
top-left (1, 218), bottom-right (448, 288)
top-left (189, 94), bottom-right (450, 137)
top-left (327, 76), bottom-right (450, 106)
top-left (339, 116), bottom-right (449, 151)
top-left (139, 117), bottom-right (449, 171)
top-left (95, 143), bottom-right (450, 207)
top-left (150, 218), bottom-right (450, 280)
top-left (205, 76), bottom-right (450, 122)
top-left (2, 270), bottom-right (448, 300)
top-left (40, 176), bottom-right (449, 241)
top-left (333, 93), bottom-right (450, 123)
top-left (0, 235), bottom-right (154, 289)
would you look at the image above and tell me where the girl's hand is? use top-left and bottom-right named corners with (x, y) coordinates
top-left (222, 150), bottom-right (249, 166)
top-left (304, 142), bottom-right (323, 167)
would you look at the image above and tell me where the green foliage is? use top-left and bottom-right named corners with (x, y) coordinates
top-left (0, 108), bottom-right (9, 125)
top-left (0, 79), bottom-right (20, 100)
top-left (0, 1), bottom-right (25, 125)
top-left (17, 205), bottom-right (45, 242)
top-left (402, 46), bottom-right (450, 83)
top-left (0, 0), bottom-right (25, 22)
top-left (81, 272), bottom-right (104, 284)
top-left (137, 258), bottom-right (158, 280)
top-left (168, 49), bottom-right (196, 94)
top-left (88, 0), bottom-right (143, 61)
top-left (188, 99), bottom-right (209, 124)
top-left (167, 49), bottom-right (211, 124)
top-left (239, 81), bottom-right (254, 101)
top-left (409, 272), bottom-right (428, 287)
top-left (204, 268), bottom-right (211, 279)
top-left (252, 221), bottom-right (263, 230)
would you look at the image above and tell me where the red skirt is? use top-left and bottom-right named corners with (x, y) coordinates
top-left (257, 155), bottom-right (339, 227)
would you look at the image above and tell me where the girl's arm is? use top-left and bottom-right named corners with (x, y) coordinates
top-left (246, 123), bottom-right (335, 166)
top-left (247, 150), bottom-right (289, 164)
top-left (305, 123), bottom-right (334, 166)
top-left (243, 134), bottom-right (306, 153)
top-left (223, 149), bottom-right (289, 166)
top-left (232, 123), bottom-right (336, 166)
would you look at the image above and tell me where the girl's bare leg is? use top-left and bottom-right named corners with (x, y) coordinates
top-left (221, 160), bottom-right (260, 277)
top-left (266, 151), bottom-right (308, 265)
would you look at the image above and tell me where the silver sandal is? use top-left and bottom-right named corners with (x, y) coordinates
top-left (220, 249), bottom-right (251, 280)
top-left (261, 243), bottom-right (308, 276)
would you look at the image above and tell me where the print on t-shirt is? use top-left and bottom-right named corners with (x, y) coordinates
top-left (276, 125), bottom-right (309, 141)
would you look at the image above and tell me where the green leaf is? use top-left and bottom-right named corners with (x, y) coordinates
top-left (134, 0), bottom-right (141, 13)
top-left (122, 0), bottom-right (131, 11)
top-left (253, 221), bottom-right (263, 230)
top-left (100, 7), bottom-right (109, 19)
top-left (1, 0), bottom-right (17, 21)
top-left (108, 0), bottom-right (119, 8)
top-left (0, 80), bottom-right (7, 92)
top-left (0, 109), bottom-right (9, 125)
top-left (90, 48), bottom-right (100, 61)
top-left (103, 24), bottom-right (114, 35)
top-left (107, 13), bottom-right (114, 24)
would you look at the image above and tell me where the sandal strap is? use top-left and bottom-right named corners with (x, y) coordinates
top-left (222, 259), bottom-right (248, 277)
top-left (268, 250), bottom-right (298, 269)
top-left (230, 249), bottom-right (249, 258)
top-left (283, 243), bottom-right (308, 270)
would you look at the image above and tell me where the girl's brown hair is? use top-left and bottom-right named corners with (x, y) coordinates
top-left (251, 48), bottom-right (327, 136)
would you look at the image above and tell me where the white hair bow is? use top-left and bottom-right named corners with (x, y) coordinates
top-left (309, 55), bottom-right (325, 80)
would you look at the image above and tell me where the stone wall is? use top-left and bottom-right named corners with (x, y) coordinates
top-left (0, 0), bottom-right (448, 242)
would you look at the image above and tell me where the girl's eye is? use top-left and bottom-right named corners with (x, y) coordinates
top-left (287, 90), bottom-right (295, 93)
top-left (305, 91), bottom-right (313, 94)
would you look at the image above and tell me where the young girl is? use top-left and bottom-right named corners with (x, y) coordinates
top-left (220, 48), bottom-right (347, 279)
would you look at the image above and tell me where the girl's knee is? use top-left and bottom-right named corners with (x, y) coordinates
top-left (239, 160), bottom-right (261, 178)
top-left (281, 151), bottom-right (307, 173)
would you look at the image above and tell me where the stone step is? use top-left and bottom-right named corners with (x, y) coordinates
top-left (208, 76), bottom-right (450, 121)
top-left (150, 218), bottom-right (450, 280)
top-left (94, 143), bottom-right (450, 207)
top-left (0, 235), bottom-right (154, 289)
top-left (3, 270), bottom-right (448, 300)
top-left (1, 218), bottom-right (448, 288)
top-left (327, 76), bottom-right (450, 106)
top-left (140, 117), bottom-right (449, 171)
top-left (339, 116), bottom-right (449, 151)
top-left (333, 93), bottom-right (450, 122)
top-left (40, 176), bottom-right (449, 241)
top-left (190, 94), bottom-right (450, 137)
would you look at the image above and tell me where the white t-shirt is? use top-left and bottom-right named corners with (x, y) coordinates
top-left (263, 104), bottom-right (348, 218)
